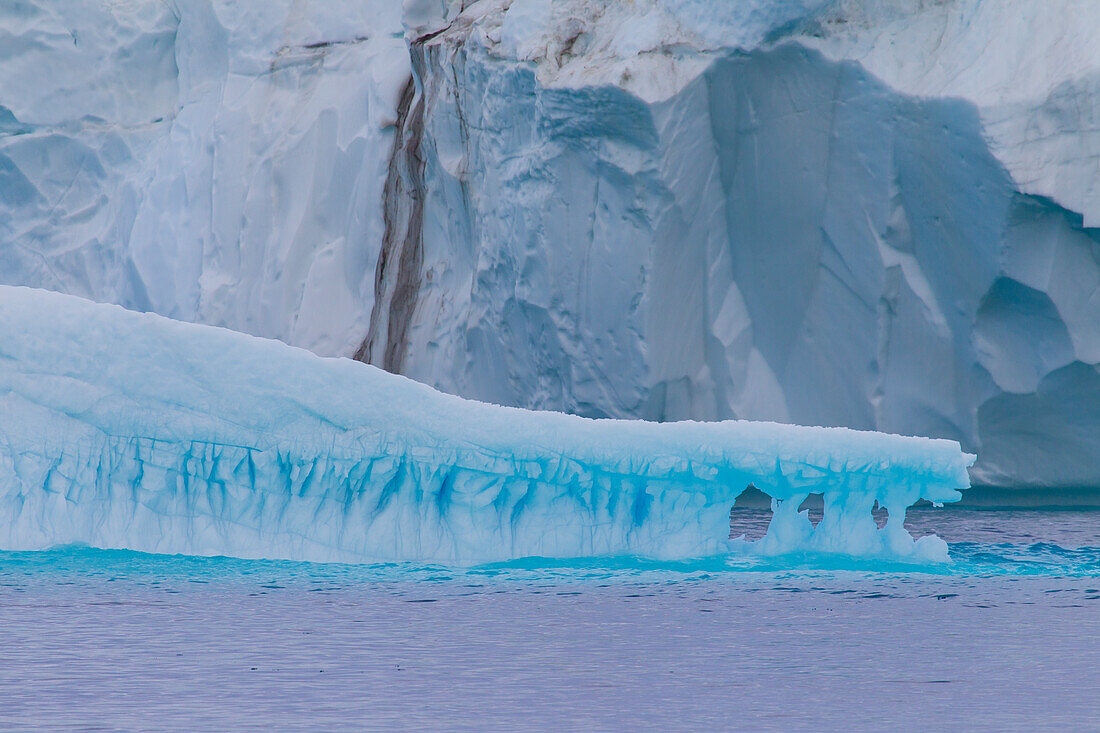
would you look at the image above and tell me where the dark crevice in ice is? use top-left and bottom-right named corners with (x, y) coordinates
top-left (354, 68), bottom-right (426, 373)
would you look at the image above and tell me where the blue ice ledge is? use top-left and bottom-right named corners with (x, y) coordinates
top-left (0, 287), bottom-right (973, 564)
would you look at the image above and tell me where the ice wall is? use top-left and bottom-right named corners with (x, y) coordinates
top-left (0, 287), bottom-right (971, 564)
top-left (384, 0), bottom-right (1100, 493)
top-left (2, 0), bottom-right (1098, 497)
top-left (0, 0), bottom-right (408, 355)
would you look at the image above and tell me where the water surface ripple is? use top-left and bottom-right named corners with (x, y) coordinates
top-left (1, 509), bottom-right (1097, 731)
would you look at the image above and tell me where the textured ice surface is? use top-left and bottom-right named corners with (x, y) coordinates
top-left (2, 0), bottom-right (1098, 494)
top-left (0, 0), bottom-right (408, 356)
top-left (387, 0), bottom-right (1100, 494)
top-left (0, 287), bottom-right (971, 564)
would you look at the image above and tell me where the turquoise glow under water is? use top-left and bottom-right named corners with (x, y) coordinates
top-left (1, 509), bottom-right (1098, 731)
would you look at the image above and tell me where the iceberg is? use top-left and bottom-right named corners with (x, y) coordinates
top-left (0, 287), bottom-right (972, 564)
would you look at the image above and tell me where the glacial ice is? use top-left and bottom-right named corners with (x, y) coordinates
top-left (2, 0), bottom-right (1098, 497)
top-left (390, 0), bottom-right (1100, 495)
top-left (0, 287), bottom-right (972, 564)
top-left (0, 0), bottom-right (409, 356)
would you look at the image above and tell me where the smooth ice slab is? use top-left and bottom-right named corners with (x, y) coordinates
top-left (0, 287), bottom-right (973, 564)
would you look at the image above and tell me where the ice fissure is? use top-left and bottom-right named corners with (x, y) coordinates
top-left (0, 288), bottom-right (972, 564)
top-left (355, 71), bottom-right (426, 372)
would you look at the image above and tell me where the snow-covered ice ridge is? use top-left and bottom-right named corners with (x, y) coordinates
top-left (0, 287), bottom-right (971, 564)
top-left (3, 0), bottom-right (1097, 495)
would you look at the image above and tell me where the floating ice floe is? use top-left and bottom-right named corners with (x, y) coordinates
top-left (0, 287), bottom-right (973, 565)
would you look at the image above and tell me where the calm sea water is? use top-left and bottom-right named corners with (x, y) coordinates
top-left (1, 508), bottom-right (1098, 731)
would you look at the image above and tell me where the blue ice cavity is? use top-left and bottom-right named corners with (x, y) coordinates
top-left (0, 287), bottom-right (973, 565)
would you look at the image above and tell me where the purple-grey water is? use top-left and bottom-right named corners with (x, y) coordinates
top-left (1, 509), bottom-right (1098, 731)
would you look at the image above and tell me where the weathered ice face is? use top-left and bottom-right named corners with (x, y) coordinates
top-left (3, 0), bottom-right (1099, 494)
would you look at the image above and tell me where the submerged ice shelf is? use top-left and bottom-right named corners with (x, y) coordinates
top-left (0, 287), bottom-right (973, 564)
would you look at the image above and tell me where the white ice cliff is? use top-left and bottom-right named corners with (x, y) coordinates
top-left (0, 287), bottom-right (972, 563)
top-left (1, 1), bottom-right (1098, 496)
top-left (0, 0), bottom-right (408, 356)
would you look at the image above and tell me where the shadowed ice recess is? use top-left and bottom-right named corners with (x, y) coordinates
top-left (0, 287), bottom-right (973, 565)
